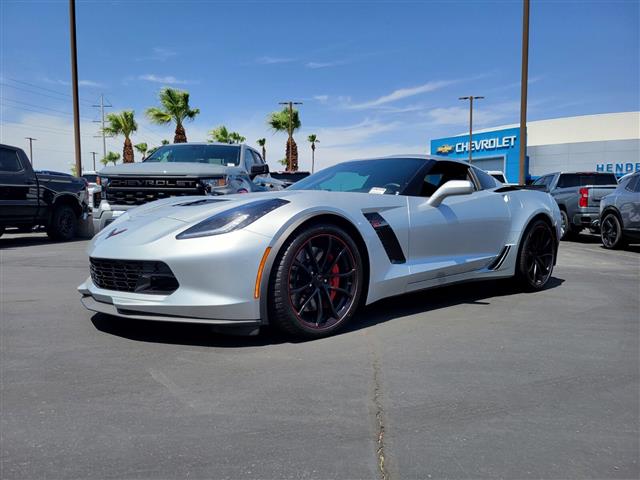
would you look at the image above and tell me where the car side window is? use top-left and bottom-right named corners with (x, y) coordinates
top-left (626, 175), bottom-right (640, 193)
top-left (418, 161), bottom-right (476, 197)
top-left (252, 150), bottom-right (265, 165)
top-left (0, 148), bottom-right (24, 173)
top-left (473, 168), bottom-right (499, 190)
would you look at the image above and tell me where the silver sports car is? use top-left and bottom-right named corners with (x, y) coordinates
top-left (78, 156), bottom-right (561, 338)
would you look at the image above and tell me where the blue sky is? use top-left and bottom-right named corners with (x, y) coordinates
top-left (1, 0), bottom-right (638, 172)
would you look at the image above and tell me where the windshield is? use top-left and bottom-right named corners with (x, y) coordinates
top-left (289, 158), bottom-right (425, 195)
top-left (144, 144), bottom-right (241, 166)
top-left (82, 174), bottom-right (98, 183)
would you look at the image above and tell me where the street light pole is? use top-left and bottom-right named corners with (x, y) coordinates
top-left (458, 96), bottom-right (484, 164)
top-left (69, 0), bottom-right (82, 177)
top-left (278, 101), bottom-right (302, 171)
top-left (90, 151), bottom-right (98, 171)
top-left (519, 0), bottom-right (531, 185)
top-left (25, 137), bottom-right (37, 165)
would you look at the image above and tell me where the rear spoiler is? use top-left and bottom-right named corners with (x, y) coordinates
top-left (495, 185), bottom-right (548, 193)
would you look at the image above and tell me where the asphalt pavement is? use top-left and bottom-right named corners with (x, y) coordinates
top-left (1, 233), bottom-right (638, 479)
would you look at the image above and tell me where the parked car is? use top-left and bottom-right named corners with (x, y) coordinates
top-left (270, 170), bottom-right (311, 187)
top-left (79, 156), bottom-right (560, 339)
top-left (0, 144), bottom-right (89, 240)
top-left (599, 172), bottom-right (640, 249)
top-left (93, 143), bottom-right (278, 232)
top-left (532, 171), bottom-right (618, 239)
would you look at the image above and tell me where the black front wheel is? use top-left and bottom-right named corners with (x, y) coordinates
top-left (516, 219), bottom-right (556, 291)
top-left (600, 213), bottom-right (626, 249)
top-left (47, 205), bottom-right (78, 241)
top-left (269, 224), bottom-right (364, 338)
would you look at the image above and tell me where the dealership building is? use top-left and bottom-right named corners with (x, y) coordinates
top-left (430, 111), bottom-right (640, 183)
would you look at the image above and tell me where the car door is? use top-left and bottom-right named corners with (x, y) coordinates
top-left (406, 161), bottom-right (511, 286)
top-left (0, 146), bottom-right (39, 223)
top-left (619, 174), bottom-right (640, 231)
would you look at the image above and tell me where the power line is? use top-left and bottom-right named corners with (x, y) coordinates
top-left (0, 97), bottom-right (92, 120)
top-left (0, 81), bottom-right (94, 106)
top-left (5, 78), bottom-right (93, 104)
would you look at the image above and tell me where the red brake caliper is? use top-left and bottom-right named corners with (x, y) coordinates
top-left (328, 256), bottom-right (340, 301)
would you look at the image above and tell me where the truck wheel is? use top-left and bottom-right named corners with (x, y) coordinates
top-left (559, 210), bottom-right (578, 240)
top-left (47, 204), bottom-right (78, 241)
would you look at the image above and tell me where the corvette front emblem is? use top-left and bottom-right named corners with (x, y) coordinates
top-left (106, 227), bottom-right (127, 239)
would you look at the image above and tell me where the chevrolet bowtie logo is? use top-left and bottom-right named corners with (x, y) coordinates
top-left (436, 144), bottom-right (454, 154)
top-left (106, 227), bottom-right (127, 239)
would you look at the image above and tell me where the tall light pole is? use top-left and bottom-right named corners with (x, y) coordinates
top-left (519, 0), bottom-right (530, 185)
top-left (278, 101), bottom-right (302, 171)
top-left (69, 0), bottom-right (82, 177)
top-left (92, 94), bottom-right (112, 159)
top-left (458, 96), bottom-right (484, 164)
top-left (25, 137), bottom-right (37, 165)
top-left (90, 151), bottom-right (98, 171)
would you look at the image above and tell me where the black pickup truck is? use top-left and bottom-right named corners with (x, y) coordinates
top-left (0, 144), bottom-right (88, 240)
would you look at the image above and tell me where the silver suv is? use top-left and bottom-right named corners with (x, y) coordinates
top-left (599, 172), bottom-right (640, 249)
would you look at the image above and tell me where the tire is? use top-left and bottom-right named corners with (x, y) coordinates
top-left (269, 223), bottom-right (364, 339)
top-left (559, 209), bottom-right (578, 240)
top-left (47, 204), bottom-right (78, 241)
top-left (600, 212), bottom-right (626, 249)
top-left (516, 219), bottom-right (556, 291)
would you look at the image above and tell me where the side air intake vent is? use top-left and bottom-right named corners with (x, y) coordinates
top-left (363, 212), bottom-right (406, 264)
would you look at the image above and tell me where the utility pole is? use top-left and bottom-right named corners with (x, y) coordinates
top-left (25, 137), bottom-right (37, 165)
top-left (458, 96), bottom-right (484, 164)
top-left (92, 94), bottom-right (112, 159)
top-left (69, 0), bottom-right (82, 177)
top-left (90, 151), bottom-right (98, 171)
top-left (519, 0), bottom-right (530, 185)
top-left (278, 100), bottom-right (302, 171)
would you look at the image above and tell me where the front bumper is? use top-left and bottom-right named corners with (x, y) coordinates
top-left (78, 226), bottom-right (271, 326)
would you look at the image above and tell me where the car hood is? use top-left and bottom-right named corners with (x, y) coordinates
top-left (98, 162), bottom-right (243, 177)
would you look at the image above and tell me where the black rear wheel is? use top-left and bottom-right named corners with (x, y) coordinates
top-left (47, 204), bottom-right (78, 241)
top-left (269, 224), bottom-right (364, 338)
top-left (516, 219), bottom-right (556, 291)
top-left (601, 212), bottom-right (626, 249)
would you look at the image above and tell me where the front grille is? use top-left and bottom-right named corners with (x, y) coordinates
top-left (90, 258), bottom-right (179, 294)
top-left (105, 177), bottom-right (203, 206)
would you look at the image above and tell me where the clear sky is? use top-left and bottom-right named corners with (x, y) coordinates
top-left (1, 0), bottom-right (638, 173)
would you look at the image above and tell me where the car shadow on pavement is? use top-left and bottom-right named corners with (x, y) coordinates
top-left (90, 276), bottom-right (564, 347)
top-left (0, 233), bottom-right (88, 249)
top-left (345, 276), bottom-right (565, 335)
top-left (565, 233), bottom-right (640, 253)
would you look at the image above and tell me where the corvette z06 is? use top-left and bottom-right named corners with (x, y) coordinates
top-left (79, 156), bottom-right (561, 338)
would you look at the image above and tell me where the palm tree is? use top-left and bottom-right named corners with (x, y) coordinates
top-left (161, 139), bottom-right (170, 145)
top-left (267, 108), bottom-right (301, 171)
top-left (146, 88), bottom-right (200, 143)
top-left (307, 134), bottom-right (319, 173)
top-left (100, 151), bottom-right (120, 166)
top-left (257, 138), bottom-right (266, 161)
top-left (209, 125), bottom-right (231, 143)
top-left (134, 142), bottom-right (148, 160)
top-left (229, 132), bottom-right (246, 144)
top-left (104, 110), bottom-right (137, 163)
top-left (209, 126), bottom-right (245, 144)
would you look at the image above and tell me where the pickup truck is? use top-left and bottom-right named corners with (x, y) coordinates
top-left (93, 142), bottom-right (279, 232)
top-left (0, 143), bottom-right (89, 240)
top-left (532, 171), bottom-right (618, 239)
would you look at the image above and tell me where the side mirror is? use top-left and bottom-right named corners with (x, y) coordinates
top-left (428, 180), bottom-right (474, 207)
top-left (250, 164), bottom-right (269, 176)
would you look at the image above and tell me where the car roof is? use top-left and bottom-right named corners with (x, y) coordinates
top-left (346, 154), bottom-right (473, 167)
top-left (158, 142), bottom-right (246, 148)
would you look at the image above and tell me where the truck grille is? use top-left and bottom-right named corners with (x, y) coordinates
top-left (90, 258), bottom-right (179, 294)
top-left (105, 177), bottom-right (203, 206)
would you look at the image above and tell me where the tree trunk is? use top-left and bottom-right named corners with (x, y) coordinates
top-left (174, 124), bottom-right (187, 143)
top-left (286, 137), bottom-right (298, 172)
top-left (123, 137), bottom-right (134, 163)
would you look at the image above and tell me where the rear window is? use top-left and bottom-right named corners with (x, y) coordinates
top-left (556, 173), bottom-right (617, 188)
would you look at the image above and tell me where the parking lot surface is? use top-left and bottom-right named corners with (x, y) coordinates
top-left (1, 234), bottom-right (638, 479)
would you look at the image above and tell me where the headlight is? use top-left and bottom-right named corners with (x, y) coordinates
top-left (176, 198), bottom-right (289, 239)
top-left (200, 177), bottom-right (228, 194)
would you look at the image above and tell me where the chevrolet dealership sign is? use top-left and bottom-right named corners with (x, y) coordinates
top-left (452, 135), bottom-right (517, 154)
